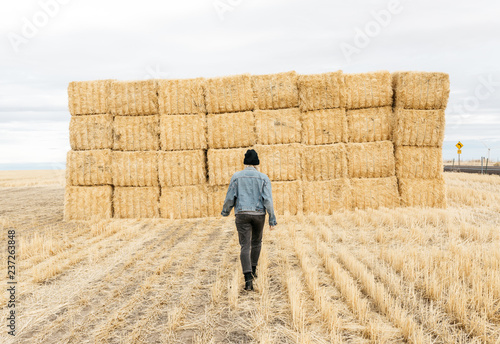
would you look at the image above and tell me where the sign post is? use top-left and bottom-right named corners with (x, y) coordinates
top-left (456, 142), bottom-right (463, 168)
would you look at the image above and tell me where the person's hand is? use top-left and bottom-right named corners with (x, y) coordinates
top-left (269, 225), bottom-right (276, 230)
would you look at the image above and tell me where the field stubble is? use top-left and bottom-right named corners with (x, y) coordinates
top-left (0, 171), bottom-right (499, 343)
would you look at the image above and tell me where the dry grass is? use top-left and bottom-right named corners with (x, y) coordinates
top-left (3, 171), bottom-right (499, 344)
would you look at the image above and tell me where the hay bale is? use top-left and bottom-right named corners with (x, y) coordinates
top-left (395, 146), bottom-right (443, 179)
top-left (207, 111), bottom-right (256, 149)
top-left (158, 77), bottom-right (206, 115)
top-left (351, 177), bottom-right (400, 209)
top-left (301, 144), bottom-right (347, 181)
top-left (158, 150), bottom-right (206, 187)
top-left (346, 141), bottom-right (395, 178)
top-left (113, 115), bottom-right (159, 151)
top-left (255, 144), bottom-right (302, 181)
top-left (301, 108), bottom-right (347, 145)
top-left (112, 151), bottom-right (158, 186)
top-left (110, 80), bottom-right (158, 115)
top-left (64, 186), bottom-right (112, 220)
top-left (251, 71), bottom-right (299, 109)
top-left (272, 181), bottom-right (303, 215)
top-left (206, 184), bottom-right (229, 217)
top-left (68, 80), bottom-right (112, 115)
top-left (399, 178), bottom-right (446, 208)
top-left (255, 108), bottom-right (301, 145)
top-left (207, 148), bottom-right (246, 185)
top-left (344, 71), bottom-right (392, 109)
top-left (69, 114), bottom-right (113, 150)
top-left (297, 71), bottom-right (344, 111)
top-left (347, 106), bottom-right (393, 143)
top-left (393, 109), bottom-right (445, 147)
top-left (303, 179), bottom-right (351, 214)
top-left (160, 114), bottom-right (207, 151)
top-left (113, 187), bottom-right (160, 218)
top-left (392, 72), bottom-right (450, 109)
top-left (66, 150), bottom-right (112, 186)
top-left (204, 74), bottom-right (254, 113)
top-left (160, 185), bottom-right (209, 219)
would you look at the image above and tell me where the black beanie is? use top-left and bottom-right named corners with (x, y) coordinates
top-left (244, 149), bottom-right (260, 165)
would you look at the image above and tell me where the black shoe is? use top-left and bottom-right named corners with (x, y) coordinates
top-left (252, 265), bottom-right (258, 278)
top-left (244, 272), bottom-right (254, 291)
top-left (244, 279), bottom-right (253, 291)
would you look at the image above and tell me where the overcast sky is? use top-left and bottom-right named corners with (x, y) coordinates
top-left (1, 0), bottom-right (499, 169)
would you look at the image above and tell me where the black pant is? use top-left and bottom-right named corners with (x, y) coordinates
top-left (235, 214), bottom-right (265, 273)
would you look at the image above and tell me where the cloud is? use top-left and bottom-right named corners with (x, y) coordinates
top-left (0, 0), bottom-right (499, 166)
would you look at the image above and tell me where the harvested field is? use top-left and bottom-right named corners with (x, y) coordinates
top-left (2, 171), bottom-right (499, 344)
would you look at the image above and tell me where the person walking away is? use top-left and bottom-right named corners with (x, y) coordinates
top-left (221, 149), bottom-right (277, 291)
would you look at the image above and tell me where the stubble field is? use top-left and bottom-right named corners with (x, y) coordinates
top-left (0, 170), bottom-right (499, 343)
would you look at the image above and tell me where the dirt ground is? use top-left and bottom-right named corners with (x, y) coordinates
top-left (0, 171), bottom-right (499, 343)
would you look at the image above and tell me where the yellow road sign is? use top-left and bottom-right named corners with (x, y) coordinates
top-left (457, 149), bottom-right (462, 154)
top-left (456, 141), bottom-right (463, 149)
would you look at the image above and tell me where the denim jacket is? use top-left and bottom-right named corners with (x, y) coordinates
top-left (221, 166), bottom-right (277, 226)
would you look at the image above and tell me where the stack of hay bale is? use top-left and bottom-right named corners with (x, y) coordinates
top-left (251, 72), bottom-right (303, 215)
top-left (66, 80), bottom-right (114, 220)
top-left (344, 71), bottom-right (400, 209)
top-left (392, 72), bottom-right (449, 207)
top-left (297, 71), bottom-right (350, 214)
top-left (110, 80), bottom-right (160, 219)
top-left (157, 78), bottom-right (211, 219)
top-left (65, 69), bottom-right (449, 220)
top-left (205, 72), bottom-right (303, 216)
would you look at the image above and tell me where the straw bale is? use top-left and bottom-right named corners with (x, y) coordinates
top-left (301, 144), bottom-right (347, 181)
top-left (158, 77), bottom-right (206, 115)
top-left (204, 74), bottom-right (254, 113)
top-left (160, 185), bottom-right (209, 219)
top-left (69, 114), bottom-right (113, 150)
top-left (64, 186), bottom-right (112, 220)
top-left (113, 187), bottom-right (160, 218)
top-left (158, 150), bottom-right (206, 187)
top-left (207, 111), bottom-right (256, 149)
top-left (66, 150), bottom-right (112, 186)
top-left (272, 181), bottom-right (303, 215)
top-left (351, 176), bottom-right (400, 209)
top-left (344, 71), bottom-right (392, 109)
top-left (160, 114), bottom-right (207, 151)
top-left (207, 148), bottom-right (246, 185)
top-left (255, 108), bottom-right (301, 145)
top-left (395, 146), bottom-right (443, 179)
top-left (346, 141), bottom-right (395, 178)
top-left (347, 106), bottom-right (393, 143)
top-left (251, 71), bottom-right (299, 110)
top-left (113, 115), bottom-right (159, 151)
top-left (68, 79), bottom-right (112, 115)
top-left (301, 108), bottom-right (347, 145)
top-left (399, 178), bottom-right (446, 208)
top-left (303, 179), bottom-right (351, 214)
top-left (110, 80), bottom-right (158, 115)
top-left (297, 71), bottom-right (344, 111)
top-left (393, 109), bottom-right (445, 147)
top-left (112, 151), bottom-right (158, 186)
top-left (392, 72), bottom-right (450, 109)
top-left (255, 144), bottom-right (302, 181)
top-left (207, 184), bottom-right (229, 217)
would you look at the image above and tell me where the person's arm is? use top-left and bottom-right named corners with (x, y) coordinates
top-left (262, 178), bottom-right (277, 226)
top-left (221, 177), bottom-right (237, 216)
